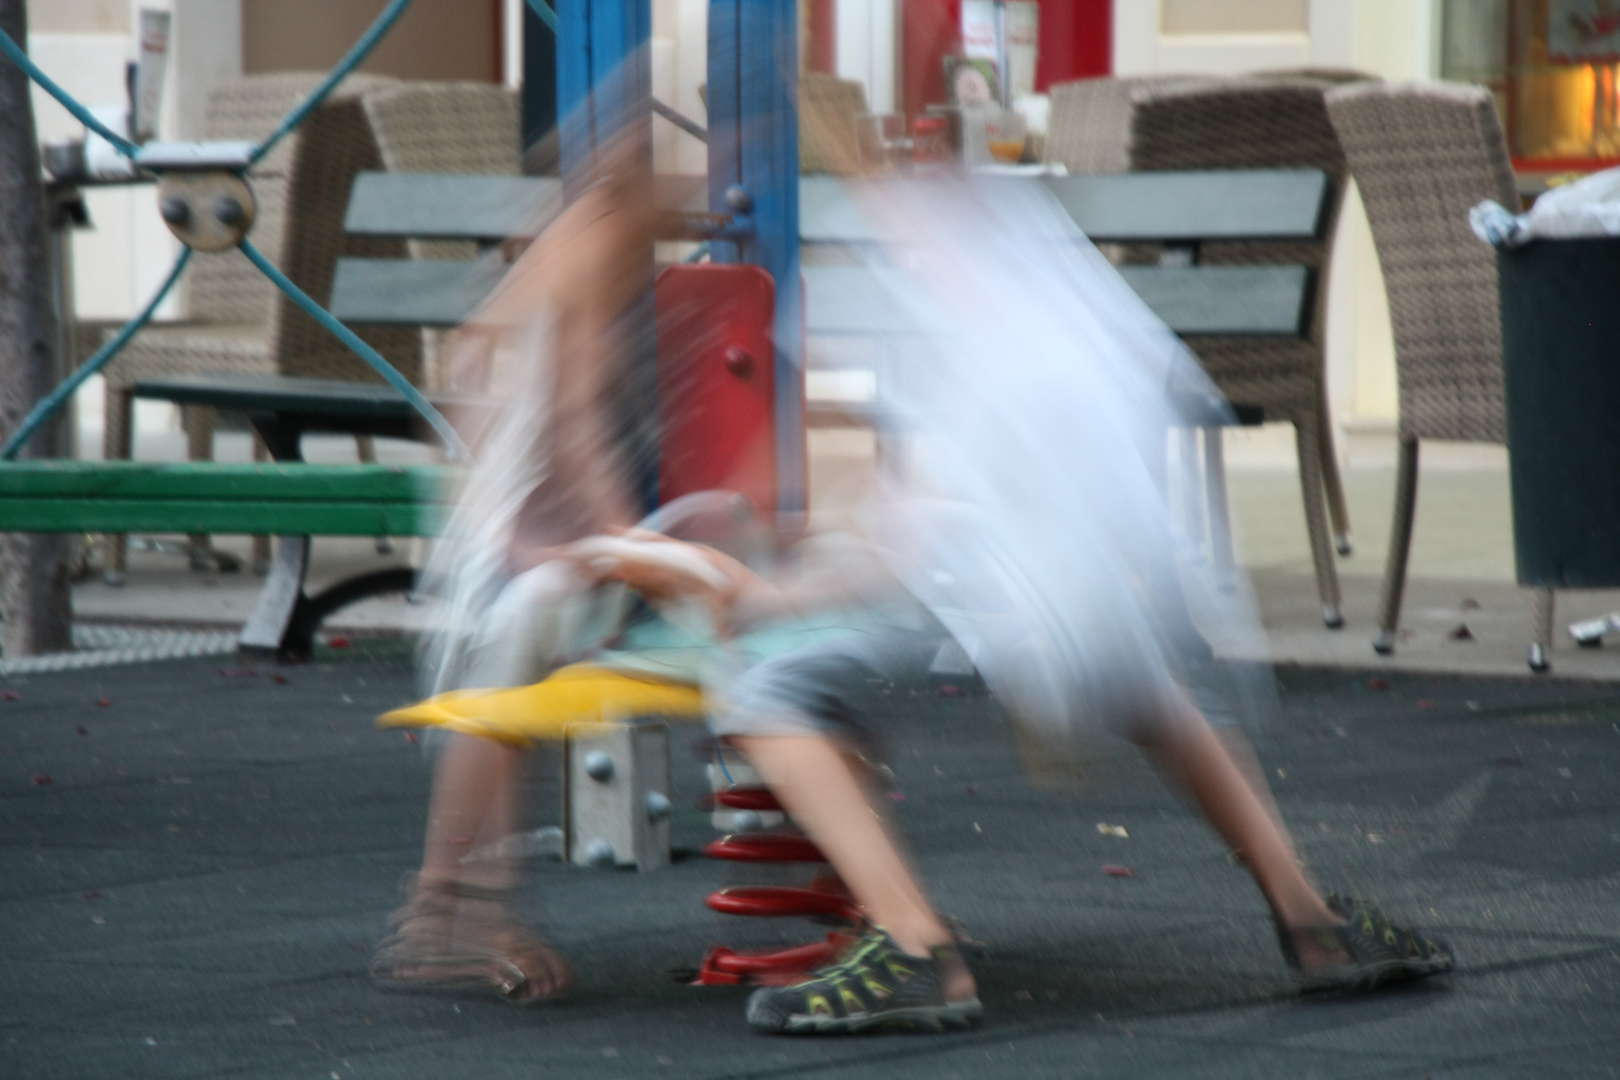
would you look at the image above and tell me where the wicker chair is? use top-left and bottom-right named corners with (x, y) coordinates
top-left (1127, 78), bottom-right (1360, 627)
top-left (1324, 83), bottom-right (1548, 661)
top-left (800, 72), bottom-right (869, 176)
top-left (96, 73), bottom-right (420, 577)
top-left (1043, 74), bottom-right (1225, 176)
top-left (361, 82), bottom-right (521, 389)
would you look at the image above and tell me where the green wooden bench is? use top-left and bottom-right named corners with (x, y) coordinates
top-left (0, 459), bottom-right (453, 659)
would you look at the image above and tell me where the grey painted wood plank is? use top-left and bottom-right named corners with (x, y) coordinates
top-left (1117, 265), bottom-right (1310, 335)
top-left (329, 257), bottom-right (507, 327)
top-left (805, 264), bottom-right (1308, 337)
top-left (343, 173), bottom-right (561, 241)
top-left (800, 170), bottom-right (1328, 245)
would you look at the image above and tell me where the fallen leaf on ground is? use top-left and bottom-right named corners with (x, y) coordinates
top-left (1101, 864), bottom-right (1134, 877)
top-left (31, 774), bottom-right (52, 785)
top-left (1, 690), bottom-right (19, 701)
top-left (1096, 823), bottom-right (1128, 838)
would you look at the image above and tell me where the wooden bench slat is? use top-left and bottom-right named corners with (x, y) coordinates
top-left (804, 264), bottom-right (1309, 338)
top-left (1039, 170), bottom-right (1328, 242)
top-left (800, 170), bottom-right (1329, 245)
top-left (0, 462), bottom-right (451, 502)
top-left (344, 173), bottom-right (561, 242)
top-left (0, 498), bottom-right (444, 536)
top-left (330, 257), bottom-right (504, 327)
top-left (1116, 265), bottom-right (1310, 336)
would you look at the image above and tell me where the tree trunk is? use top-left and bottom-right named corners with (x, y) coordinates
top-left (0, 0), bottom-right (73, 658)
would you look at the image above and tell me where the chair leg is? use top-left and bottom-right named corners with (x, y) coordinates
top-left (251, 434), bottom-right (272, 575)
top-left (355, 434), bottom-right (394, 554)
top-left (1317, 381), bottom-right (1352, 556)
top-left (1293, 415), bottom-right (1344, 628)
top-left (101, 385), bottom-right (134, 584)
top-left (184, 406), bottom-right (217, 570)
top-left (1528, 587), bottom-right (1554, 674)
top-left (1373, 436), bottom-right (1419, 656)
top-left (1203, 426), bottom-right (1236, 590)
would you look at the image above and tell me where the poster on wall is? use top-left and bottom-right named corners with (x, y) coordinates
top-left (1548, 0), bottom-right (1620, 64)
top-left (1005, 1), bottom-right (1040, 101)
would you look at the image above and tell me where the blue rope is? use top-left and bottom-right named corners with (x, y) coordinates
top-left (0, 28), bottom-right (138, 158)
top-left (250, 0), bottom-right (417, 166)
top-left (682, 242), bottom-right (712, 264)
top-left (238, 239), bottom-right (468, 461)
top-left (525, 0), bottom-right (559, 32)
top-left (1, 247), bottom-right (192, 460)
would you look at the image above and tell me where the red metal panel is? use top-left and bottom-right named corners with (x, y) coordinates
top-left (1035, 0), bottom-right (1112, 89)
top-left (655, 264), bottom-right (779, 511)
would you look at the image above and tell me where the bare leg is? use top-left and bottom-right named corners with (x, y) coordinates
top-left (420, 733), bottom-right (522, 891)
top-left (1130, 696), bottom-right (1351, 969)
top-left (376, 733), bottom-right (572, 1001)
top-left (733, 734), bottom-right (976, 1001)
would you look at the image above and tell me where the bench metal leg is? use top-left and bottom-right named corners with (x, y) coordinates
top-left (239, 535), bottom-right (416, 660)
top-left (1374, 436), bottom-right (1419, 656)
top-left (240, 536), bottom-right (310, 658)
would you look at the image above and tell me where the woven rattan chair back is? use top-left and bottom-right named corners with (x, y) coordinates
top-left (1127, 79), bottom-right (1358, 625)
top-left (1044, 75), bottom-right (1224, 176)
top-left (362, 82), bottom-right (521, 262)
top-left (800, 72), bottom-right (869, 176)
top-left (1326, 82), bottom-right (1517, 445)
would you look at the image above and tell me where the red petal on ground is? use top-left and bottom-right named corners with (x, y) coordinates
top-left (32, 774), bottom-right (53, 785)
top-left (404, 732), bottom-right (418, 743)
top-left (1366, 678), bottom-right (1390, 691)
top-left (271, 673), bottom-right (289, 685)
top-left (110, 768), bottom-right (127, 777)
top-left (96, 697), bottom-right (111, 708)
top-left (1417, 699), bottom-right (1439, 710)
top-left (75, 726), bottom-right (88, 736)
top-left (1101, 864), bottom-right (1135, 877)
top-left (1, 690), bottom-right (20, 701)
top-left (83, 890), bottom-right (102, 900)
top-left (328, 636), bottom-right (351, 649)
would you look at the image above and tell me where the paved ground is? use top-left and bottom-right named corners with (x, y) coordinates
top-left (4, 646), bottom-right (1618, 1079)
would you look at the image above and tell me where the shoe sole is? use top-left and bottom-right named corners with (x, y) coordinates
top-left (768, 999), bottom-right (984, 1035)
top-left (1299, 954), bottom-right (1456, 994)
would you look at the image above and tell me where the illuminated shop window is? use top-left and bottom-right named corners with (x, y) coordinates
top-left (1444, 0), bottom-right (1620, 168)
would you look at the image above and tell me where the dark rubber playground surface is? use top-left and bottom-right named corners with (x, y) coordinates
top-left (3, 645), bottom-right (1619, 1079)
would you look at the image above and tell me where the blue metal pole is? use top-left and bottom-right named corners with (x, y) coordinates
top-left (708, 0), bottom-right (803, 515)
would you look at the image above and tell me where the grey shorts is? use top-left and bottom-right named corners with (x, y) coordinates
top-left (712, 627), bottom-right (947, 748)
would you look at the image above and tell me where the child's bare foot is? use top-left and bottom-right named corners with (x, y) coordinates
top-left (1277, 894), bottom-right (1455, 992)
top-left (371, 875), bottom-right (574, 1005)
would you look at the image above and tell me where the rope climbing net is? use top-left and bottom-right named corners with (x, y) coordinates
top-left (0, 0), bottom-right (557, 462)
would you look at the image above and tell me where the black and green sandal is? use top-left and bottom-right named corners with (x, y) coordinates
top-left (745, 927), bottom-right (983, 1034)
top-left (1279, 894), bottom-right (1456, 992)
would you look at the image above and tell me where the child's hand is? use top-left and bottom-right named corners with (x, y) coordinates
top-left (560, 534), bottom-right (761, 635)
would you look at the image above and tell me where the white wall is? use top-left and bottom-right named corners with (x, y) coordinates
top-left (835, 0), bottom-right (896, 114)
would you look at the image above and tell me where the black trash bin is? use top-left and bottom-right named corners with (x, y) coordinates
top-left (1498, 237), bottom-right (1620, 589)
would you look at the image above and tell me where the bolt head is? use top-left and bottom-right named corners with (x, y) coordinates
top-left (723, 346), bottom-right (753, 375)
top-left (724, 185), bottom-right (752, 213)
top-left (213, 195), bottom-right (245, 226)
top-left (160, 196), bottom-right (190, 226)
top-left (583, 749), bottom-right (614, 782)
top-left (646, 791), bottom-right (672, 821)
top-left (582, 838), bottom-right (616, 866)
top-left (730, 809), bottom-right (762, 832)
